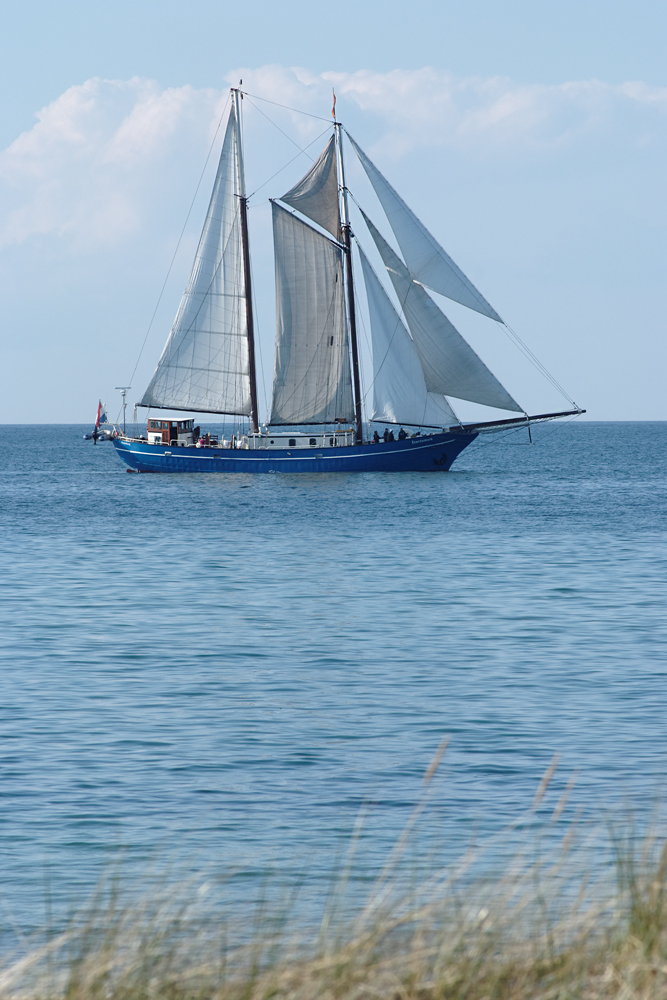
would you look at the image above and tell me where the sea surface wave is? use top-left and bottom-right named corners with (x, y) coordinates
top-left (1, 422), bottom-right (666, 935)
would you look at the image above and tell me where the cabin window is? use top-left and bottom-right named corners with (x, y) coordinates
top-left (289, 439), bottom-right (296, 447)
top-left (330, 336), bottom-right (334, 345)
top-left (329, 438), bottom-right (334, 445)
top-left (270, 439), bottom-right (275, 444)
top-left (309, 438), bottom-right (317, 446)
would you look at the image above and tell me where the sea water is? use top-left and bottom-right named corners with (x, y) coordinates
top-left (0, 421), bottom-right (666, 937)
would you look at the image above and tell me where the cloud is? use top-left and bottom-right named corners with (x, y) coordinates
top-left (0, 77), bottom-right (224, 249)
top-left (234, 65), bottom-right (667, 156)
top-left (1, 67), bottom-right (665, 250)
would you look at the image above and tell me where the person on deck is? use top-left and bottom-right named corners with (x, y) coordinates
top-left (388, 430), bottom-right (395, 442)
top-left (383, 428), bottom-right (390, 443)
top-left (398, 427), bottom-right (407, 440)
top-left (373, 430), bottom-right (380, 444)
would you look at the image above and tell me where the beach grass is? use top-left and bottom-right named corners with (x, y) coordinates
top-left (3, 753), bottom-right (667, 1000)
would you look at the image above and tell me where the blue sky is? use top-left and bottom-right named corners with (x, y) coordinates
top-left (1, 0), bottom-right (665, 422)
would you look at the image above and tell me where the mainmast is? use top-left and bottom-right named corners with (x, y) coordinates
top-left (233, 87), bottom-right (260, 434)
top-left (334, 122), bottom-right (364, 444)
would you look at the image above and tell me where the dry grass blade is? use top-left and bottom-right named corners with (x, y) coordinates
top-left (532, 753), bottom-right (560, 810)
top-left (3, 777), bottom-right (667, 1000)
top-left (423, 736), bottom-right (449, 787)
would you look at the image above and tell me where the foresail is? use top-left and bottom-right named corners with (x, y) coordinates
top-left (362, 212), bottom-right (522, 412)
top-left (347, 134), bottom-right (502, 322)
top-left (269, 203), bottom-right (354, 425)
top-left (281, 135), bottom-right (340, 239)
top-left (140, 104), bottom-right (251, 415)
top-left (358, 247), bottom-right (457, 427)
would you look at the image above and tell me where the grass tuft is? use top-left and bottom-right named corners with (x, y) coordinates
top-left (4, 758), bottom-right (667, 1000)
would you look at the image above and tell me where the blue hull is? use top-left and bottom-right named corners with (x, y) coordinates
top-left (112, 430), bottom-right (477, 473)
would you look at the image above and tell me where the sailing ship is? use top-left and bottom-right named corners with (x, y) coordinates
top-left (112, 88), bottom-right (582, 474)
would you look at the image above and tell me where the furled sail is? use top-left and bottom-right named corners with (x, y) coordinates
top-left (347, 134), bottom-right (501, 322)
top-left (362, 211), bottom-right (522, 412)
top-left (140, 104), bottom-right (251, 415)
top-left (269, 202), bottom-right (354, 425)
top-left (281, 135), bottom-right (340, 239)
top-left (358, 247), bottom-right (457, 427)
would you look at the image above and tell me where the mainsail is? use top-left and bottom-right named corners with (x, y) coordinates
top-left (361, 212), bottom-right (522, 413)
top-left (281, 135), bottom-right (341, 239)
top-left (140, 104), bottom-right (251, 415)
top-left (358, 247), bottom-right (457, 427)
top-left (269, 202), bottom-right (354, 425)
top-left (347, 134), bottom-right (502, 323)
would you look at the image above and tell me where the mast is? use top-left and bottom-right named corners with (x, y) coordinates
top-left (233, 88), bottom-right (260, 434)
top-left (334, 122), bottom-right (364, 444)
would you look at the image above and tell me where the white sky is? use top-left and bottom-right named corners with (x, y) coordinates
top-left (0, 0), bottom-right (665, 422)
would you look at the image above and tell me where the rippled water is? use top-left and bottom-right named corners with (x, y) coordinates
top-left (1, 421), bottom-right (666, 935)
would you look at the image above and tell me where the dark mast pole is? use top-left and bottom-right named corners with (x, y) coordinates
top-left (233, 88), bottom-right (260, 434)
top-left (335, 121), bottom-right (364, 445)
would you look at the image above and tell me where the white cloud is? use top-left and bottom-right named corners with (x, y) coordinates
top-left (231, 65), bottom-right (667, 155)
top-left (0, 77), bottom-right (223, 249)
top-left (1, 67), bottom-right (665, 251)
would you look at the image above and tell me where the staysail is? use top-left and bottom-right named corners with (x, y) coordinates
top-left (140, 104), bottom-right (251, 415)
top-left (281, 135), bottom-right (341, 239)
top-left (361, 212), bottom-right (522, 412)
top-left (358, 247), bottom-right (457, 427)
top-left (347, 134), bottom-right (502, 323)
top-left (269, 202), bottom-right (354, 425)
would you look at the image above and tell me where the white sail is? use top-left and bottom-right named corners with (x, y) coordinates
top-left (358, 247), bottom-right (457, 427)
top-left (362, 211), bottom-right (522, 412)
top-left (269, 202), bottom-right (354, 425)
top-left (347, 134), bottom-right (502, 322)
top-left (281, 135), bottom-right (340, 239)
top-left (140, 104), bottom-right (251, 415)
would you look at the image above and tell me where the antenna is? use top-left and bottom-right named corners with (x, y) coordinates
top-left (115, 386), bottom-right (131, 435)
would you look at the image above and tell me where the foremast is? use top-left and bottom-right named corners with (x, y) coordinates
top-left (138, 91), bottom-right (259, 426)
top-left (334, 122), bottom-right (364, 445)
top-left (233, 88), bottom-right (260, 434)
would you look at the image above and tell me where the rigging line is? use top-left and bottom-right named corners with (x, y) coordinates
top-left (500, 321), bottom-right (577, 406)
top-left (352, 238), bottom-right (401, 408)
top-left (247, 125), bottom-right (333, 200)
top-left (348, 196), bottom-right (384, 410)
top-left (353, 209), bottom-right (466, 428)
top-left (352, 237), bottom-right (455, 429)
top-left (471, 422), bottom-right (533, 447)
top-left (350, 259), bottom-right (370, 415)
top-left (243, 95), bottom-right (322, 164)
top-left (352, 262), bottom-right (373, 407)
top-left (240, 90), bottom-right (333, 122)
top-left (126, 92), bottom-right (232, 393)
top-left (472, 412), bottom-right (579, 448)
top-left (149, 273), bottom-right (253, 416)
top-left (348, 188), bottom-right (575, 413)
top-left (153, 200), bottom-right (243, 393)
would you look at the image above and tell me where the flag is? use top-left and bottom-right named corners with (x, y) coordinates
top-left (332, 89), bottom-right (336, 120)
